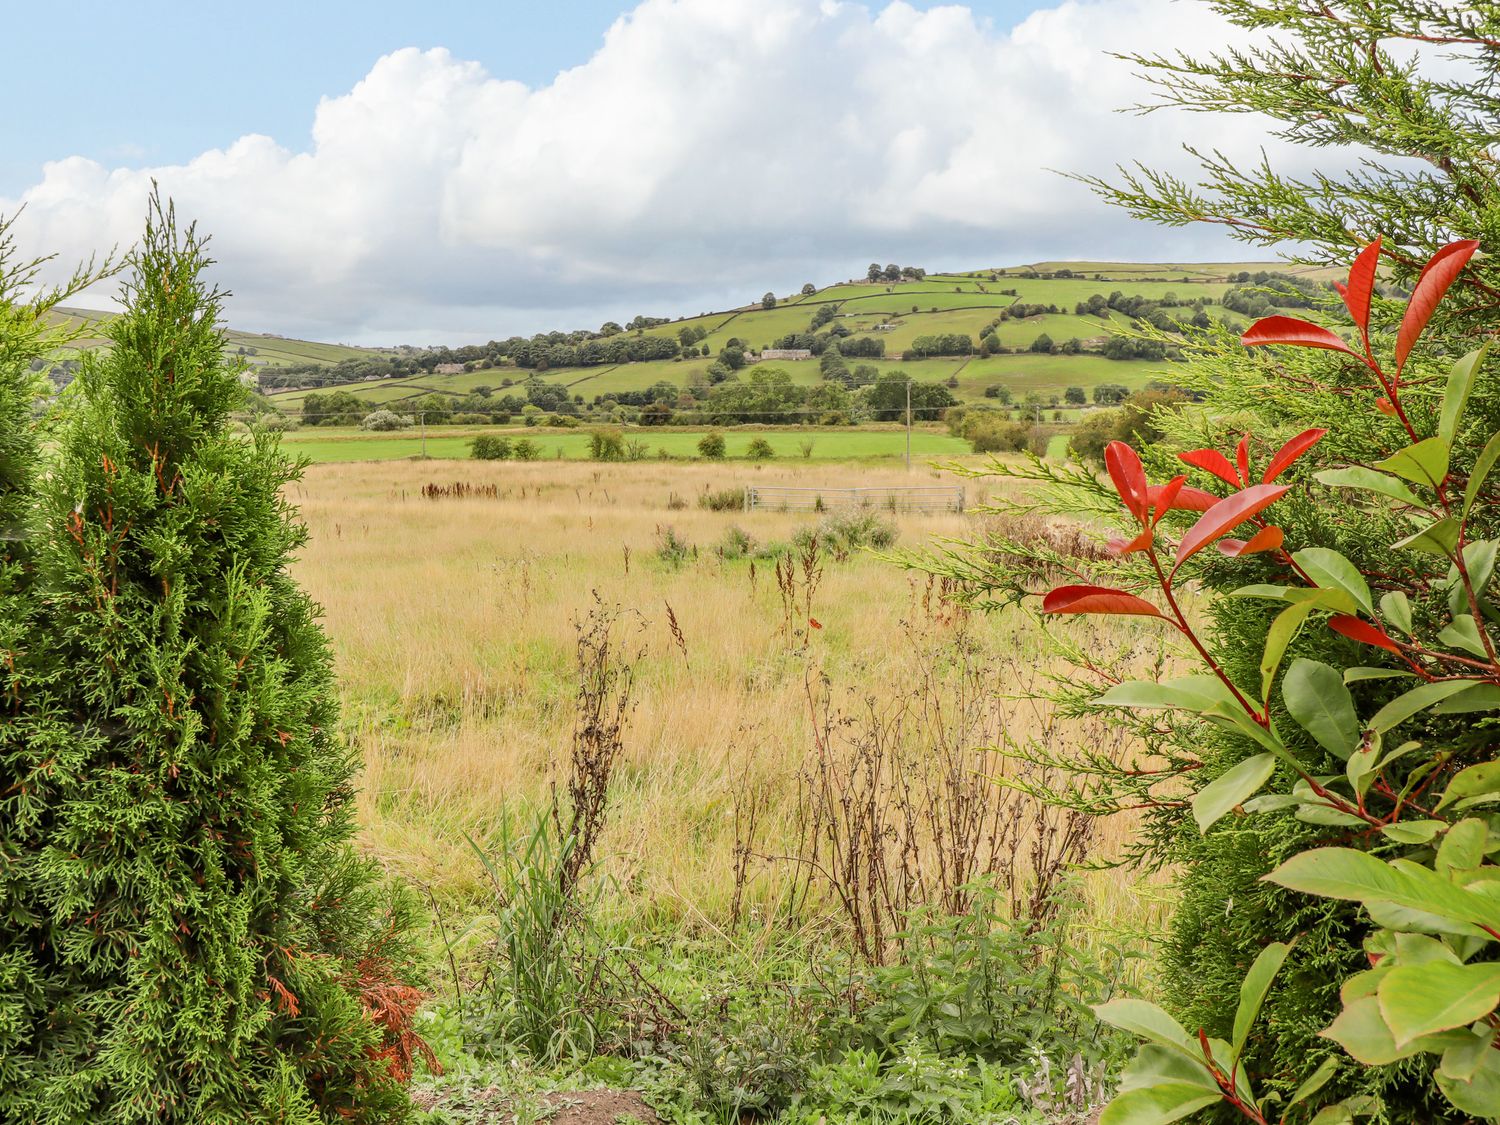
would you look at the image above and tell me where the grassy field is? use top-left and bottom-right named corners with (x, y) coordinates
top-left (277, 423), bottom-right (975, 463)
top-left (291, 458), bottom-right (1159, 925)
top-left (284, 452), bottom-right (1173, 1118)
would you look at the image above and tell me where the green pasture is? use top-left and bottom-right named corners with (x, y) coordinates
top-left (277, 424), bottom-right (973, 464)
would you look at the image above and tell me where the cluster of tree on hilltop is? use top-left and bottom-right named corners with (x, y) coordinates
top-left (865, 263), bottom-right (927, 282)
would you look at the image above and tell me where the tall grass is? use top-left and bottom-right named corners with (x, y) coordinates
top-left (289, 458), bottom-right (1165, 941)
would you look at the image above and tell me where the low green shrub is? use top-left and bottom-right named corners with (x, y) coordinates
top-left (746, 437), bottom-right (775, 460)
top-left (697, 431), bottom-right (726, 460)
top-left (716, 525), bottom-right (756, 560)
top-left (654, 525), bottom-right (692, 567)
top-left (470, 434), bottom-right (512, 460)
top-left (698, 486), bottom-right (745, 511)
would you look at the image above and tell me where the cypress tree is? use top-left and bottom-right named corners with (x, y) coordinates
top-left (0, 218), bottom-right (117, 1110)
top-left (4, 195), bottom-right (423, 1122)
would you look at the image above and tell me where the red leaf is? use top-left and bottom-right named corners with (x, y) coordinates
top-left (1262, 428), bottom-right (1327, 483)
top-left (1341, 237), bottom-right (1382, 335)
top-left (1217, 525), bottom-right (1284, 557)
top-left (1329, 615), bottom-right (1404, 656)
top-left (1396, 239), bottom-right (1480, 375)
top-left (1174, 486), bottom-right (1222, 512)
top-left (1148, 476), bottom-right (1185, 521)
top-left (1242, 315), bottom-right (1363, 359)
top-left (1149, 481), bottom-right (1219, 514)
top-left (1042, 584), bottom-right (1164, 618)
top-left (1179, 448), bottom-right (1240, 488)
top-left (1109, 528), bottom-right (1155, 556)
top-left (1236, 436), bottom-right (1251, 487)
top-left (1175, 484), bottom-right (1291, 568)
top-left (1375, 397), bottom-right (1397, 416)
top-left (1105, 441), bottom-right (1148, 522)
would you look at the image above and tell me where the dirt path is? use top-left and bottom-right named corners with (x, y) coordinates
top-left (412, 1085), bottom-right (661, 1124)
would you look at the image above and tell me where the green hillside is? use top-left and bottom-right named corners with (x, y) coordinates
top-left (47, 305), bottom-right (389, 368)
top-left (267, 259), bottom-right (1334, 417)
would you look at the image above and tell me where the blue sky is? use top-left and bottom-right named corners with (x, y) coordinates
top-left (3, 1), bottom-right (1262, 343)
top-left (4, 0), bottom-right (1043, 195)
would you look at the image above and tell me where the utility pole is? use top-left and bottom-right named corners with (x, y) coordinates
top-left (419, 411), bottom-right (427, 458)
top-left (905, 378), bottom-right (912, 472)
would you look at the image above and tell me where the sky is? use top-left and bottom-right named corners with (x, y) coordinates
top-left (3, 0), bottom-right (1295, 345)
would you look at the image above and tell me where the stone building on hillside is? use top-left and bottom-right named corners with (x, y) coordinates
top-left (758, 348), bottom-right (814, 361)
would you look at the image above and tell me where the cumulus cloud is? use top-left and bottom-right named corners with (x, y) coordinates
top-left (4, 0), bottom-right (1304, 343)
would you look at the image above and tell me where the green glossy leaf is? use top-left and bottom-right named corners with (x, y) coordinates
top-left (1369, 680), bottom-right (1479, 734)
top-left (1266, 847), bottom-right (1499, 928)
top-left (1283, 659), bottom-right (1360, 759)
top-left (1447, 541), bottom-right (1498, 619)
top-left (1382, 820), bottom-right (1446, 845)
top-left (1464, 431), bottom-right (1500, 520)
top-left (1293, 548), bottom-right (1375, 616)
top-left (1262, 601), bottom-right (1318, 703)
top-left (1193, 754), bottom-right (1277, 832)
top-left (1345, 666), bottom-right (1416, 683)
top-left (1433, 684), bottom-right (1500, 714)
top-left (1094, 676), bottom-right (1238, 714)
top-left (1307, 1105), bottom-right (1354, 1125)
top-left (1437, 1042), bottom-right (1500, 1117)
top-left (1439, 762), bottom-right (1500, 811)
top-left (1323, 995), bottom-right (1420, 1064)
top-left (1316, 466), bottom-right (1423, 506)
top-left (1437, 818), bottom-right (1488, 874)
top-left (1286, 1055), bottom-right (1339, 1108)
top-left (1117, 1045), bottom-right (1220, 1094)
top-left (1094, 999), bottom-right (1196, 1054)
top-left (1233, 940), bottom-right (1293, 1056)
top-left (1378, 961), bottom-right (1500, 1046)
top-left (1440, 1027), bottom-right (1493, 1082)
top-left (1098, 1085), bottom-right (1222, 1125)
top-left (1377, 436), bottom-right (1451, 490)
top-left (1440, 345), bottom-right (1491, 443)
top-left (1395, 517), bottom-right (1461, 557)
top-left (1438, 616), bottom-right (1491, 659)
top-left (1381, 591), bottom-right (1414, 636)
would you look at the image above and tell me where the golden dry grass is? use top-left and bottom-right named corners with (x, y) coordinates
top-left (289, 456), bottom-right (1167, 934)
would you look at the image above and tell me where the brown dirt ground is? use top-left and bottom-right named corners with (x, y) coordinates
top-left (410, 1085), bottom-right (661, 1124)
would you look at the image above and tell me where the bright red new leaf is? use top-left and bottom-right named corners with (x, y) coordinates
top-left (1149, 476), bottom-right (1185, 520)
top-left (1341, 237), bottom-right (1382, 337)
top-left (1041, 584), bottom-right (1165, 618)
top-left (1179, 448), bottom-right (1240, 488)
top-left (1174, 484), bottom-right (1291, 568)
top-left (1106, 440), bottom-right (1149, 522)
top-left (1235, 436), bottom-right (1251, 488)
top-left (1262, 428), bottom-right (1327, 483)
top-left (1329, 615), bottom-right (1404, 656)
top-left (1242, 315), bottom-right (1365, 360)
top-left (1375, 397), bottom-right (1397, 416)
top-left (1218, 525), bottom-right (1285, 557)
top-left (1395, 239), bottom-right (1481, 375)
top-left (1108, 529), bottom-right (1155, 556)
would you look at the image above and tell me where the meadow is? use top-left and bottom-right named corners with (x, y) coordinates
top-left (284, 452), bottom-right (1171, 1121)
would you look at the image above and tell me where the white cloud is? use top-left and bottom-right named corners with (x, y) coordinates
top-left (3, 0), bottom-right (1308, 344)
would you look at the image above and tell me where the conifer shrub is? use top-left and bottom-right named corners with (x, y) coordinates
top-left (1, 197), bottom-right (424, 1122)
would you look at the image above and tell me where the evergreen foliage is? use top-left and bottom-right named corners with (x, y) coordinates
top-left (917, 3), bottom-right (1500, 1120)
top-left (1, 196), bottom-right (422, 1123)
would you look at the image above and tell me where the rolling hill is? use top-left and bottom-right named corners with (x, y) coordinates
top-left (259, 260), bottom-right (1336, 416)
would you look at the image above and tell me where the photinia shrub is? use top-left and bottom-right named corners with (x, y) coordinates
top-left (1035, 238), bottom-right (1500, 1122)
